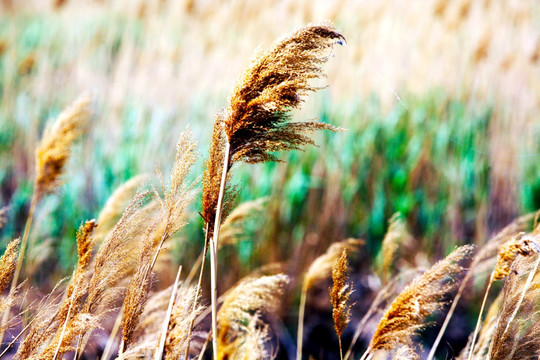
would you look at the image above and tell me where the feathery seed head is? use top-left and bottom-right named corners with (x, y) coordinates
top-left (369, 245), bottom-right (474, 352)
top-left (218, 274), bottom-right (289, 359)
top-left (225, 23), bottom-right (344, 164)
top-left (0, 238), bottom-right (20, 294)
top-left (35, 95), bottom-right (91, 199)
top-left (493, 233), bottom-right (540, 280)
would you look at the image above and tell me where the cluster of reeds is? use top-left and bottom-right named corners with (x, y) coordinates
top-left (1, 20), bottom-right (540, 360)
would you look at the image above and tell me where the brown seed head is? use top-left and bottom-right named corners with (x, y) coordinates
top-left (304, 238), bottom-right (363, 291)
top-left (330, 249), bottom-right (353, 338)
top-left (225, 23), bottom-right (344, 164)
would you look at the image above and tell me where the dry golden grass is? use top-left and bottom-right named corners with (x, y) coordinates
top-left (364, 245), bottom-right (474, 358)
top-left (217, 274), bottom-right (288, 360)
top-left (15, 220), bottom-right (97, 359)
top-left (489, 254), bottom-right (540, 360)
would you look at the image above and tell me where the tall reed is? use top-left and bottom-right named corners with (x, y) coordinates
top-left (0, 95), bottom-right (90, 345)
top-left (202, 23), bottom-right (344, 359)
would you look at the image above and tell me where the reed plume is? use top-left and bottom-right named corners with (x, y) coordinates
top-left (34, 95), bottom-right (91, 200)
top-left (217, 274), bottom-right (289, 360)
top-left (330, 249), bottom-right (353, 360)
top-left (219, 197), bottom-right (267, 247)
top-left (467, 233), bottom-right (540, 360)
top-left (117, 287), bottom-right (172, 359)
top-left (120, 129), bottom-right (197, 354)
top-left (489, 254), bottom-right (540, 360)
top-left (164, 286), bottom-right (205, 359)
top-left (298, 238), bottom-right (362, 360)
top-left (344, 269), bottom-right (424, 360)
top-left (428, 212), bottom-right (537, 360)
top-left (361, 245), bottom-right (474, 360)
top-left (380, 213), bottom-right (413, 283)
top-left (204, 23), bottom-right (344, 359)
top-left (0, 238), bottom-right (20, 295)
top-left (1, 95), bottom-right (91, 344)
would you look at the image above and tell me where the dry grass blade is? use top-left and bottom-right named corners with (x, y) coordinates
top-left (154, 265), bottom-right (181, 360)
top-left (330, 249), bottom-right (353, 360)
top-left (363, 245), bottom-right (474, 359)
top-left (217, 274), bottom-right (289, 360)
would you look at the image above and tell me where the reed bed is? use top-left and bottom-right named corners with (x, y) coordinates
top-left (0, 11), bottom-right (539, 360)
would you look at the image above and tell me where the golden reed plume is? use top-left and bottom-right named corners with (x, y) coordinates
top-left (35, 95), bottom-right (91, 200)
top-left (201, 23), bottom-right (344, 359)
top-left (362, 245), bottom-right (474, 359)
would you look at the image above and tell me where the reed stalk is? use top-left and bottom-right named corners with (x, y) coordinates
top-left (209, 141), bottom-right (230, 360)
top-left (184, 224), bottom-right (210, 359)
top-left (296, 285), bottom-right (308, 360)
top-left (467, 274), bottom-right (494, 360)
top-left (154, 265), bottom-right (182, 360)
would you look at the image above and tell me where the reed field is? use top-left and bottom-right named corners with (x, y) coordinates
top-left (0, 0), bottom-right (540, 359)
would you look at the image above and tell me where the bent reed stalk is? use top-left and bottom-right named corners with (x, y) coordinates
top-left (202, 23), bottom-right (344, 358)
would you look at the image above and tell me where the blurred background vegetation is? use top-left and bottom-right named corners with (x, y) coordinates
top-left (0, 0), bottom-right (539, 358)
